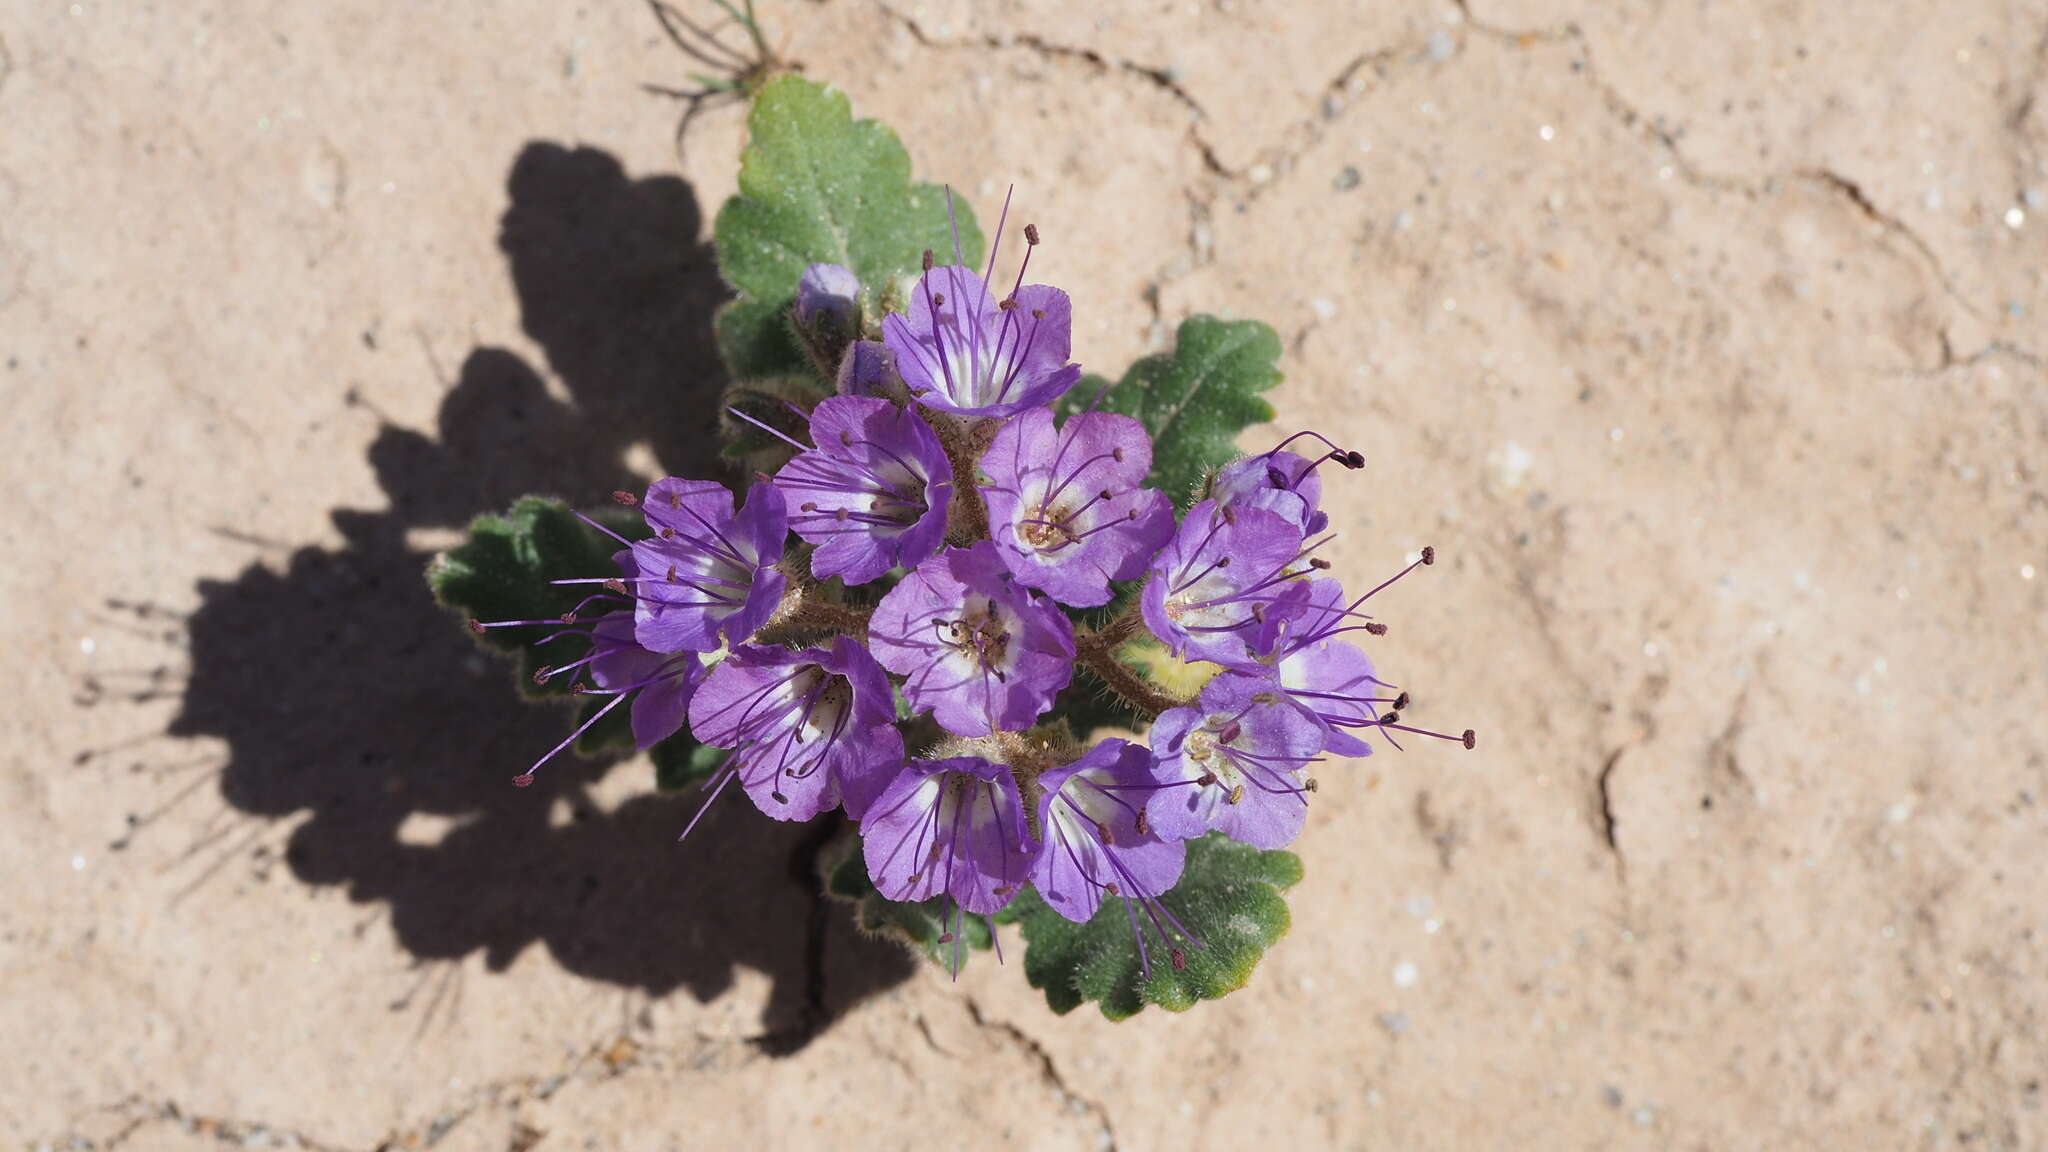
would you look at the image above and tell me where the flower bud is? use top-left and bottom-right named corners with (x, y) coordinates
top-left (794, 262), bottom-right (862, 377)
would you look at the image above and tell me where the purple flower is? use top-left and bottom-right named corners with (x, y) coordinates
top-left (773, 396), bottom-right (952, 585)
top-left (982, 408), bottom-right (1175, 607)
top-left (1214, 450), bottom-right (1328, 534)
top-left (688, 636), bottom-right (904, 821)
top-left (480, 595), bottom-right (706, 787)
top-left (1212, 432), bottom-right (1363, 535)
top-left (1146, 676), bottom-right (1324, 849)
top-left (1141, 499), bottom-right (1314, 669)
top-left (583, 611), bottom-right (705, 751)
top-left (628, 478), bottom-right (788, 653)
top-left (1030, 740), bottom-right (1187, 927)
top-left (869, 542), bottom-right (1076, 736)
top-left (881, 255), bottom-right (1080, 418)
top-left (794, 262), bottom-right (860, 332)
top-left (1220, 577), bottom-right (1384, 757)
top-left (861, 756), bottom-right (1037, 914)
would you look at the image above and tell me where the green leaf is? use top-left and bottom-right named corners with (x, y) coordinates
top-left (429, 496), bottom-right (640, 696)
top-left (713, 296), bottom-right (807, 383)
top-left (713, 75), bottom-right (981, 381)
top-left (1005, 833), bottom-right (1301, 1020)
top-left (1060, 316), bottom-right (1283, 508)
top-left (824, 835), bottom-right (993, 968)
top-left (652, 735), bottom-right (726, 791)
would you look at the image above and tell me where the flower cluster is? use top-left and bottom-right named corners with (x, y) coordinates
top-left (472, 219), bottom-right (1471, 973)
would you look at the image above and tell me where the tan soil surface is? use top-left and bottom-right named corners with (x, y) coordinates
top-left (5, 1), bottom-right (2045, 1148)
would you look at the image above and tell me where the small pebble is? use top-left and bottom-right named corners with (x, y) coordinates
top-left (1392, 960), bottom-right (1419, 988)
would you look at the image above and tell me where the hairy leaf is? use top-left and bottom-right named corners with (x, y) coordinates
top-left (1003, 833), bottom-right (1300, 1019)
top-left (714, 75), bottom-right (981, 382)
top-left (429, 496), bottom-right (638, 697)
top-left (1061, 316), bottom-right (1283, 507)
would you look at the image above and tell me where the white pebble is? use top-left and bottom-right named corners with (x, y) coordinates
top-left (1488, 441), bottom-right (1533, 490)
top-left (1311, 297), bottom-right (1337, 320)
top-left (79, 637), bottom-right (96, 655)
top-left (2005, 207), bottom-right (2026, 229)
top-left (1393, 960), bottom-right (1419, 988)
top-left (1539, 124), bottom-right (1555, 141)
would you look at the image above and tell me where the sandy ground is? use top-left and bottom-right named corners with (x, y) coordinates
top-left (4, 0), bottom-right (2046, 1148)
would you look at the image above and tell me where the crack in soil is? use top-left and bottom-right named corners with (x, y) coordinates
top-left (965, 998), bottom-right (1117, 1150)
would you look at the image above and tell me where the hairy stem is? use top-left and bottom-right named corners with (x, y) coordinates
top-left (1074, 630), bottom-right (1191, 719)
top-left (929, 410), bottom-right (995, 545)
top-left (760, 593), bottom-right (872, 644)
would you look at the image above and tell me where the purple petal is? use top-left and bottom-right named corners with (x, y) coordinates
top-left (983, 410), bottom-right (1176, 606)
top-left (1031, 740), bottom-right (1187, 923)
top-left (775, 396), bottom-right (951, 586)
top-left (1145, 678), bottom-right (1324, 849)
top-left (1141, 499), bottom-right (1311, 669)
top-left (687, 639), bottom-right (895, 823)
top-left (882, 265), bottom-right (1080, 418)
top-left (861, 757), bottom-right (1037, 914)
top-left (868, 542), bottom-right (1075, 736)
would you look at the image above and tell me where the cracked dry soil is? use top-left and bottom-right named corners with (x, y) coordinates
top-left (7, 0), bottom-right (2047, 1148)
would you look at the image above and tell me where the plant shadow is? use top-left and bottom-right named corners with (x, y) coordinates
top-left (166, 141), bottom-right (913, 1049)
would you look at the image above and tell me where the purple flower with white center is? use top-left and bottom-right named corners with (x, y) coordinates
top-left (1214, 577), bottom-right (1387, 757)
top-left (629, 477), bottom-right (788, 653)
top-left (881, 231), bottom-right (1080, 418)
top-left (861, 756), bottom-right (1037, 914)
top-left (1141, 499), bottom-right (1316, 670)
top-left (1146, 676), bottom-right (1325, 849)
top-left (869, 542), bottom-right (1076, 736)
top-left (982, 408), bottom-right (1175, 607)
top-left (772, 396), bottom-right (952, 586)
top-left (1031, 741), bottom-right (1193, 966)
top-left (688, 636), bottom-right (904, 822)
top-left (794, 262), bottom-right (860, 332)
